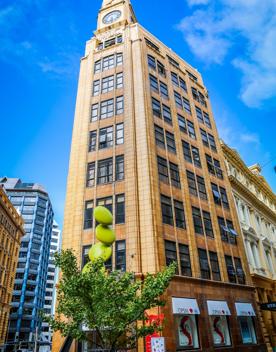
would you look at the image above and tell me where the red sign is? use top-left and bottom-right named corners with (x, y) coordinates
top-left (145, 314), bottom-right (164, 352)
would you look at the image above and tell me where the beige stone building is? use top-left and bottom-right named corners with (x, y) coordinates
top-left (222, 142), bottom-right (276, 351)
top-left (0, 186), bottom-right (24, 351)
top-left (53, 0), bottom-right (268, 351)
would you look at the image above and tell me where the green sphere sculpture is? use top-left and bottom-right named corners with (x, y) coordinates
top-left (82, 206), bottom-right (115, 273)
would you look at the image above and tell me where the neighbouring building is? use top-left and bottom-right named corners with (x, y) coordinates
top-left (0, 178), bottom-right (54, 351)
top-left (0, 186), bottom-right (24, 352)
top-left (40, 220), bottom-right (62, 352)
top-left (53, 0), bottom-right (267, 351)
top-left (222, 142), bottom-right (276, 351)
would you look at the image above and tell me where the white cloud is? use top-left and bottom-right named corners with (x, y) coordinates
top-left (0, 1), bottom-right (81, 78)
top-left (240, 133), bottom-right (260, 146)
top-left (187, 0), bottom-right (210, 6)
top-left (178, 0), bottom-right (276, 107)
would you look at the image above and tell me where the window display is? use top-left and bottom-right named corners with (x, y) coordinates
top-left (210, 316), bottom-right (231, 346)
top-left (239, 317), bottom-right (257, 344)
top-left (176, 315), bottom-right (199, 349)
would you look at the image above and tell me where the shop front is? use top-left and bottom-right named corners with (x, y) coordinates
top-left (163, 278), bottom-right (267, 351)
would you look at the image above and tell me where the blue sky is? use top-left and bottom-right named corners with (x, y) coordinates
top-left (0, 0), bottom-right (275, 226)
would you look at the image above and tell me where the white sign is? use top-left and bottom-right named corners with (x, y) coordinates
top-left (207, 300), bottom-right (231, 316)
top-left (151, 337), bottom-right (165, 352)
top-left (172, 298), bottom-right (200, 315)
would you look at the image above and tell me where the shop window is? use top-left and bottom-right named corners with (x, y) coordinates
top-left (175, 315), bottom-right (200, 349)
top-left (210, 316), bottom-right (231, 347)
top-left (239, 317), bottom-right (257, 344)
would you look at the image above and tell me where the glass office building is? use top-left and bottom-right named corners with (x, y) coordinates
top-left (0, 178), bottom-right (54, 351)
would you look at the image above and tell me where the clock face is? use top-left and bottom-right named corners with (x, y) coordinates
top-left (103, 10), bottom-right (122, 24)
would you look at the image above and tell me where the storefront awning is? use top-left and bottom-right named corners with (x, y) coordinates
top-left (207, 300), bottom-right (231, 316)
top-left (235, 302), bottom-right (256, 316)
top-left (172, 297), bottom-right (200, 315)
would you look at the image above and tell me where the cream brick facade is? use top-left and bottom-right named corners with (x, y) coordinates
top-left (53, 1), bottom-right (268, 351)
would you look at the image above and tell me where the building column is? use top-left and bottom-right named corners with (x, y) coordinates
top-left (245, 239), bottom-right (255, 267)
top-left (252, 243), bottom-right (261, 269)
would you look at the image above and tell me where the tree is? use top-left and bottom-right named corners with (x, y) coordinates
top-left (47, 249), bottom-right (176, 352)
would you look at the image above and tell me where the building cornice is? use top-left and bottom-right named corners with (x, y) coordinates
top-left (229, 175), bottom-right (276, 223)
top-left (221, 142), bottom-right (276, 204)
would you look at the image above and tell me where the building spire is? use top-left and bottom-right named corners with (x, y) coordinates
top-left (102, 0), bottom-right (129, 7)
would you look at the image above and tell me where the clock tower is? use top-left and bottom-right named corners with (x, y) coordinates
top-left (97, 0), bottom-right (137, 32)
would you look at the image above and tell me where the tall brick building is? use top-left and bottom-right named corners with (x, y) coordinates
top-left (54, 0), bottom-right (267, 350)
top-left (0, 186), bottom-right (24, 351)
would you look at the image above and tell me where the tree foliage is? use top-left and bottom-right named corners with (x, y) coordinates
top-left (47, 249), bottom-right (176, 351)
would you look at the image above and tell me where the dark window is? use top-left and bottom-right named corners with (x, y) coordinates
top-left (97, 197), bottom-right (113, 214)
top-left (97, 158), bottom-right (113, 185)
top-left (182, 141), bottom-right (201, 167)
top-left (149, 74), bottom-right (159, 92)
top-left (209, 251), bottom-right (221, 281)
top-left (102, 75), bottom-right (114, 93)
top-left (187, 120), bottom-right (196, 139)
top-left (174, 200), bottom-right (186, 229)
top-left (179, 77), bottom-right (187, 93)
top-left (91, 104), bottom-right (99, 122)
top-left (167, 55), bottom-right (180, 68)
top-left (197, 175), bottom-right (207, 200)
top-left (89, 131), bottom-right (97, 152)
top-left (115, 155), bottom-right (124, 181)
top-left (174, 91), bottom-right (183, 109)
top-left (220, 187), bottom-right (229, 209)
top-left (178, 114), bottom-right (187, 134)
top-left (148, 55), bottom-right (156, 70)
top-left (82, 246), bottom-right (90, 267)
top-left (161, 195), bottom-right (173, 226)
top-left (100, 99), bottom-right (114, 119)
top-left (99, 126), bottom-right (113, 149)
top-left (86, 162), bottom-right (95, 187)
top-left (154, 124), bottom-right (165, 148)
top-left (225, 255), bottom-right (236, 283)
top-left (94, 60), bottom-right (101, 73)
top-left (204, 112), bottom-right (212, 128)
top-left (234, 257), bottom-right (245, 284)
top-left (165, 241), bottom-right (177, 268)
top-left (208, 134), bottom-right (217, 151)
top-left (200, 128), bottom-right (209, 147)
top-left (93, 80), bottom-right (100, 96)
top-left (203, 211), bottom-right (213, 238)
top-left (157, 61), bottom-right (166, 77)
top-left (116, 123), bottom-right (124, 145)
top-left (116, 96), bottom-right (124, 114)
top-left (192, 207), bottom-right (204, 235)
top-left (183, 98), bottom-right (191, 114)
top-left (227, 220), bottom-right (237, 244)
top-left (169, 162), bottom-right (181, 188)
top-left (171, 72), bottom-right (179, 86)
top-left (115, 194), bottom-right (125, 224)
top-left (187, 171), bottom-right (198, 196)
top-left (145, 38), bottom-right (160, 52)
top-left (213, 159), bottom-right (223, 179)
top-left (166, 131), bottom-right (176, 154)
top-left (157, 156), bottom-right (169, 184)
top-left (152, 98), bottom-right (161, 118)
top-left (198, 248), bottom-right (211, 280)
top-left (116, 240), bottom-right (126, 271)
top-left (160, 81), bottom-right (169, 99)
top-left (211, 183), bottom-right (221, 205)
top-left (179, 244), bottom-right (192, 277)
top-left (84, 201), bottom-right (93, 229)
top-left (196, 107), bottom-right (204, 124)
top-left (162, 104), bottom-right (172, 124)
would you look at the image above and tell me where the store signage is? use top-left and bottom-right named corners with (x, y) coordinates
top-left (207, 300), bottom-right (231, 316)
top-left (260, 302), bottom-right (276, 311)
top-left (235, 302), bottom-right (256, 317)
top-left (172, 298), bottom-right (200, 315)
